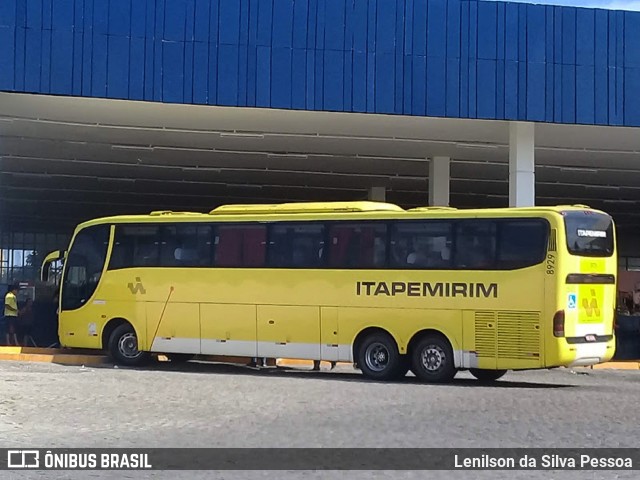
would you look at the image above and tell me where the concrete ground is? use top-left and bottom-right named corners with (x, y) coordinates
top-left (2, 361), bottom-right (639, 480)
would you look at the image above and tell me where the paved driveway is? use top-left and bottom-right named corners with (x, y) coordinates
top-left (1, 361), bottom-right (637, 479)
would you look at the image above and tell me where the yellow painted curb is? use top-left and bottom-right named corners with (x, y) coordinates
top-left (0, 346), bottom-right (106, 356)
top-left (589, 361), bottom-right (640, 370)
top-left (0, 353), bottom-right (108, 366)
top-left (0, 347), bottom-right (23, 354)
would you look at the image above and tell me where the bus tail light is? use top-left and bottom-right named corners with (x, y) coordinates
top-left (553, 310), bottom-right (565, 338)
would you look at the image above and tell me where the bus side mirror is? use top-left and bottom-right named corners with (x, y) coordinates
top-left (41, 250), bottom-right (66, 283)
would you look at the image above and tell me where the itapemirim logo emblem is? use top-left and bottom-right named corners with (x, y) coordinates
top-left (127, 277), bottom-right (146, 295)
top-left (582, 288), bottom-right (600, 318)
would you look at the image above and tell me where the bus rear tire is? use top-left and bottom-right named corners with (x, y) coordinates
top-left (469, 368), bottom-right (507, 382)
top-left (410, 334), bottom-right (457, 383)
top-left (357, 332), bottom-right (404, 381)
top-left (108, 323), bottom-right (149, 367)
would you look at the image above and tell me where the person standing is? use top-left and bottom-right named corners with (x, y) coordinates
top-left (249, 356), bottom-right (268, 368)
top-left (3, 284), bottom-right (19, 346)
top-left (19, 297), bottom-right (35, 347)
top-left (312, 360), bottom-right (336, 371)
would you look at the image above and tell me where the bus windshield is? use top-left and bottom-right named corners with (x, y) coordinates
top-left (60, 225), bottom-right (110, 311)
top-left (563, 211), bottom-right (614, 257)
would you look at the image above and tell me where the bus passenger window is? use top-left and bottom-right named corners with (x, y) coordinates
top-left (268, 223), bottom-right (325, 268)
top-left (497, 220), bottom-right (547, 269)
top-left (242, 226), bottom-right (267, 267)
top-left (160, 226), bottom-right (181, 266)
top-left (390, 222), bottom-right (452, 269)
top-left (214, 225), bottom-right (266, 268)
top-left (161, 224), bottom-right (213, 267)
top-left (109, 225), bottom-right (161, 269)
top-left (215, 227), bottom-right (243, 267)
top-left (328, 223), bottom-right (387, 269)
top-left (454, 221), bottom-right (497, 269)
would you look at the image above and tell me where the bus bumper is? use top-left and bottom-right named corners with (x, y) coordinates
top-left (566, 341), bottom-right (615, 367)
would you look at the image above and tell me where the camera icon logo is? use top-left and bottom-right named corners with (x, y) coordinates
top-left (7, 450), bottom-right (40, 469)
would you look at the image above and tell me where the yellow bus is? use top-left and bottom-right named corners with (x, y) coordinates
top-left (42, 201), bottom-right (617, 382)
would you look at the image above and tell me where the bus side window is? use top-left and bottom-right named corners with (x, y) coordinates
top-left (497, 220), bottom-right (547, 269)
top-left (328, 223), bottom-right (387, 269)
top-left (328, 226), bottom-right (353, 268)
top-left (214, 225), bottom-right (266, 268)
top-left (132, 227), bottom-right (161, 267)
top-left (454, 221), bottom-right (497, 269)
top-left (109, 225), bottom-right (160, 269)
top-left (196, 225), bottom-right (214, 266)
top-left (161, 224), bottom-right (213, 267)
top-left (160, 226), bottom-right (181, 266)
top-left (215, 227), bottom-right (243, 267)
top-left (391, 221), bottom-right (452, 269)
top-left (268, 223), bottom-right (324, 268)
top-left (242, 226), bottom-right (266, 267)
top-left (390, 237), bottom-right (410, 267)
top-left (267, 226), bottom-right (289, 267)
top-left (292, 227), bottom-right (324, 268)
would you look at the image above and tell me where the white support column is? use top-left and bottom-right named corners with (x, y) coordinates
top-left (368, 186), bottom-right (386, 202)
top-left (428, 156), bottom-right (450, 206)
top-left (509, 122), bottom-right (535, 207)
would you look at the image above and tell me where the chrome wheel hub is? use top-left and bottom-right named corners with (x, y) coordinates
top-left (421, 345), bottom-right (445, 371)
top-left (118, 332), bottom-right (142, 359)
top-left (364, 342), bottom-right (390, 372)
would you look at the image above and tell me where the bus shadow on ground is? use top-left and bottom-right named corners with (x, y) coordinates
top-left (104, 360), bottom-right (576, 389)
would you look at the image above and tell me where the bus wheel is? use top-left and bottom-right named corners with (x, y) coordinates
top-left (108, 323), bottom-right (149, 367)
top-left (410, 334), bottom-right (456, 383)
top-left (469, 369), bottom-right (507, 382)
top-left (357, 333), bottom-right (403, 381)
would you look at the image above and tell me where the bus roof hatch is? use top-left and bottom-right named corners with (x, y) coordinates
top-left (408, 206), bottom-right (458, 212)
top-left (208, 201), bottom-right (405, 215)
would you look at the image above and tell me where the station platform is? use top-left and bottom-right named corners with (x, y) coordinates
top-left (588, 361), bottom-right (640, 370)
top-left (0, 346), bottom-right (109, 366)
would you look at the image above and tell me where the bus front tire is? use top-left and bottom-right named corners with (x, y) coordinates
top-left (108, 323), bottom-right (150, 367)
top-left (410, 334), bottom-right (457, 383)
top-left (469, 368), bottom-right (507, 382)
top-left (357, 333), bottom-right (404, 381)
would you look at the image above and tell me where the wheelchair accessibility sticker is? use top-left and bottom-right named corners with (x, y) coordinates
top-left (567, 293), bottom-right (577, 310)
